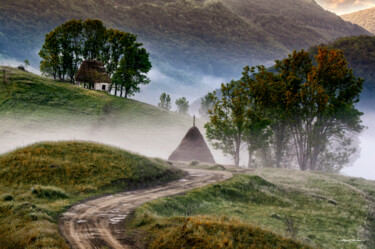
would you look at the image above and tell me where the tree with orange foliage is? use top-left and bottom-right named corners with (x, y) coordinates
top-left (275, 48), bottom-right (363, 171)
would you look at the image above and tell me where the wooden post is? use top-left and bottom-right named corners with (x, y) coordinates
top-left (193, 115), bottom-right (195, 127)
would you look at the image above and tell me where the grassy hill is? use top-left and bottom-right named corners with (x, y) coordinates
top-left (0, 141), bottom-right (184, 249)
top-left (342, 8), bottom-right (375, 34)
top-left (129, 167), bottom-right (375, 249)
top-left (0, 66), bottom-right (199, 159)
top-left (0, 0), bottom-right (369, 77)
top-left (2, 142), bottom-right (374, 248)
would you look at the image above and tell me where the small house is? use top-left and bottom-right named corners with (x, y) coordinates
top-left (75, 60), bottom-right (111, 92)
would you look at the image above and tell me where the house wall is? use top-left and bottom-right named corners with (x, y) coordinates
top-left (94, 83), bottom-right (111, 92)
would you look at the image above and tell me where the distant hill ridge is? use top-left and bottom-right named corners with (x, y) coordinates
top-left (341, 7), bottom-right (375, 35)
top-left (0, 0), bottom-right (369, 76)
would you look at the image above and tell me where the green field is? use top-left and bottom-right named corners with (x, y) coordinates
top-left (0, 141), bottom-right (184, 249)
top-left (0, 66), bottom-right (196, 159)
top-left (0, 66), bottom-right (191, 126)
top-left (129, 167), bottom-right (375, 249)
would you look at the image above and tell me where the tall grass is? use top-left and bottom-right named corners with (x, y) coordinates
top-left (0, 141), bottom-right (184, 249)
top-left (149, 216), bottom-right (312, 249)
top-left (130, 172), bottom-right (372, 249)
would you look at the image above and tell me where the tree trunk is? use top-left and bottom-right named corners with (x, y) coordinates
top-left (120, 85), bottom-right (123, 97)
top-left (247, 147), bottom-right (252, 168)
top-left (234, 137), bottom-right (241, 167)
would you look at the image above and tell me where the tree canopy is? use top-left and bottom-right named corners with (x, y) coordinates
top-left (39, 19), bottom-right (151, 98)
top-left (158, 93), bottom-right (172, 111)
top-left (205, 47), bottom-right (363, 172)
top-left (175, 97), bottom-right (189, 114)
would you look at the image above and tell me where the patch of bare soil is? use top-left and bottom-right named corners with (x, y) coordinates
top-left (59, 169), bottom-right (232, 249)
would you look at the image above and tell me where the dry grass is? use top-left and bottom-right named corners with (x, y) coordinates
top-left (129, 170), bottom-right (374, 248)
top-left (0, 141), bottom-right (184, 249)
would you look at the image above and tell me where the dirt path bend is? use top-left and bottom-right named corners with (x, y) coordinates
top-left (59, 169), bottom-right (232, 249)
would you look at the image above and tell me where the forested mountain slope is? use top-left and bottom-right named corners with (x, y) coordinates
top-left (308, 35), bottom-right (375, 108)
top-left (342, 7), bottom-right (375, 34)
top-left (0, 0), bottom-right (369, 76)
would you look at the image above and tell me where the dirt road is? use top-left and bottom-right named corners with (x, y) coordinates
top-left (59, 169), bottom-right (232, 249)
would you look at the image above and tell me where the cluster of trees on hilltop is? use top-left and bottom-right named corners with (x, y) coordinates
top-left (39, 19), bottom-right (151, 98)
top-left (205, 48), bottom-right (363, 172)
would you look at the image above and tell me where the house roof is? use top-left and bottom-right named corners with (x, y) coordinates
top-left (75, 60), bottom-right (111, 83)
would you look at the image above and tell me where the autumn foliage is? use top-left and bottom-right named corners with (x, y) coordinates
top-left (206, 47), bottom-right (363, 171)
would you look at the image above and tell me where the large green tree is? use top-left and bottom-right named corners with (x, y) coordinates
top-left (206, 48), bottom-right (363, 172)
top-left (205, 81), bottom-right (248, 167)
top-left (112, 45), bottom-right (151, 98)
top-left (274, 48), bottom-right (363, 171)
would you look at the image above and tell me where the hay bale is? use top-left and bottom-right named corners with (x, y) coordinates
top-left (169, 126), bottom-right (215, 164)
top-left (75, 60), bottom-right (110, 84)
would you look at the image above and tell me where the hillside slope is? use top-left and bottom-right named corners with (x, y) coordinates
top-left (0, 141), bottom-right (184, 249)
top-left (0, 0), bottom-right (369, 77)
top-left (342, 7), bottom-right (375, 34)
top-left (130, 166), bottom-right (375, 248)
top-left (0, 66), bottom-right (204, 160)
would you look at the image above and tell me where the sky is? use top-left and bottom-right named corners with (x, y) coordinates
top-left (316, 0), bottom-right (375, 14)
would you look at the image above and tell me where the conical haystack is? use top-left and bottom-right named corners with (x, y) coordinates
top-left (168, 125), bottom-right (216, 164)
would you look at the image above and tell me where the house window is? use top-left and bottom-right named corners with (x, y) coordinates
top-left (102, 85), bottom-right (106, 91)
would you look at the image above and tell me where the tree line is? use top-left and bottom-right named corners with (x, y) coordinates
top-left (158, 92), bottom-right (189, 114)
top-left (204, 48), bottom-right (363, 172)
top-left (39, 19), bottom-right (151, 98)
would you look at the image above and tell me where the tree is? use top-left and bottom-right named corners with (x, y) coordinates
top-left (175, 97), bottom-right (189, 114)
top-left (61, 19), bottom-right (83, 83)
top-left (24, 59), bottom-right (30, 69)
top-left (199, 93), bottom-right (214, 120)
top-left (205, 81), bottom-right (248, 167)
top-left (275, 48), bottom-right (363, 171)
top-left (82, 19), bottom-right (106, 60)
top-left (112, 45), bottom-right (151, 98)
top-left (158, 92), bottom-right (171, 110)
top-left (39, 30), bottom-right (61, 79)
top-left (242, 65), bottom-right (291, 168)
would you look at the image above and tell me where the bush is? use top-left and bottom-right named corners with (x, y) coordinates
top-left (2, 194), bottom-right (14, 201)
top-left (17, 65), bottom-right (25, 71)
top-left (31, 186), bottom-right (68, 199)
top-left (209, 164), bottom-right (226, 170)
top-left (189, 160), bottom-right (199, 166)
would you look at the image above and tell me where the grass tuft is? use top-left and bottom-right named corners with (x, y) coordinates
top-left (31, 186), bottom-right (69, 199)
top-left (2, 194), bottom-right (14, 202)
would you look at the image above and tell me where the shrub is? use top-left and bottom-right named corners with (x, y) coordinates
top-left (17, 65), bottom-right (25, 71)
top-left (2, 194), bottom-right (14, 201)
top-left (209, 164), bottom-right (226, 170)
top-left (31, 186), bottom-right (68, 199)
top-left (189, 160), bottom-right (199, 166)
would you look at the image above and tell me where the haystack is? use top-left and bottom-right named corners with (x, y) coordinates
top-left (168, 118), bottom-right (216, 164)
top-left (75, 60), bottom-right (111, 91)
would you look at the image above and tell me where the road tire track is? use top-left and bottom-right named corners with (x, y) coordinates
top-left (59, 169), bottom-right (232, 249)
